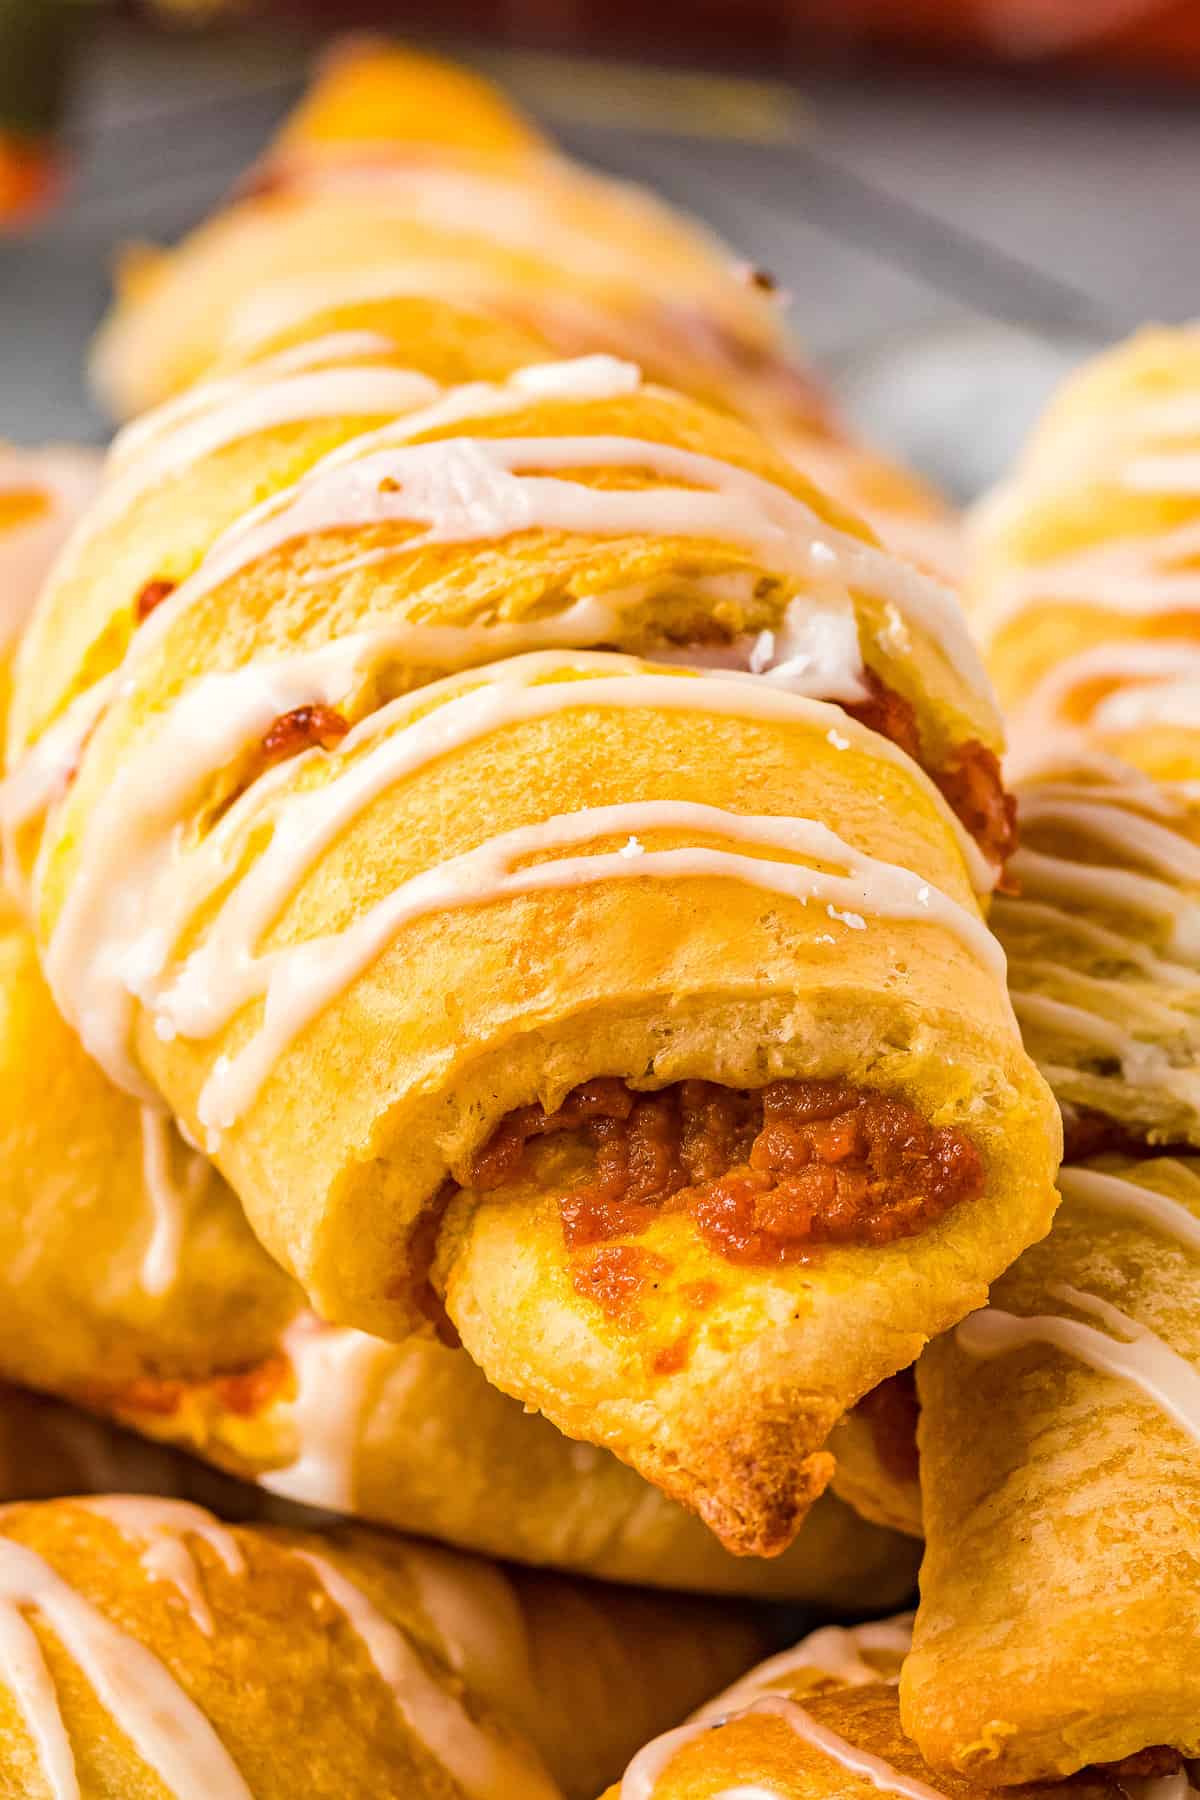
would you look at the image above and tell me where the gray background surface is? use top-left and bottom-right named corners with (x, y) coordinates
top-left (2, 21), bottom-right (1198, 499)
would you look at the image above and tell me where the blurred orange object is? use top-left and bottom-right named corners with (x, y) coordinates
top-left (0, 0), bottom-right (95, 230)
top-left (0, 130), bottom-right (63, 230)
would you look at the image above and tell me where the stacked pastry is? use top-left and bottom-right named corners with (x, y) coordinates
top-left (608, 324), bottom-right (1200, 1799)
top-left (90, 42), bottom-right (957, 579)
top-left (1, 35), bottom-right (1196, 1800)
top-left (890, 327), bottom-right (1200, 1791)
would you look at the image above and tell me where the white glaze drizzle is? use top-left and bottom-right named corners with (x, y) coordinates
top-left (1000, 898), bottom-right (1197, 991)
top-left (44, 656), bottom-right (996, 1110)
top-left (23, 343), bottom-right (995, 1048)
top-left (136, 1106), bottom-right (214, 1296)
top-left (749, 1699), bottom-right (947, 1800)
top-left (77, 1499), bottom-right (244, 1637)
top-left (19, 357), bottom-right (994, 1134)
top-left (710, 1789), bottom-right (783, 1800)
top-left (620, 1693), bottom-right (947, 1800)
top-left (957, 1283), bottom-right (1200, 1445)
top-left (128, 423), bottom-right (985, 702)
top-left (993, 765), bottom-right (1200, 1121)
top-left (1005, 731), bottom-right (1169, 792)
top-left (3, 556), bottom-right (849, 866)
top-left (619, 1717), bottom-right (728, 1800)
top-left (306, 351), bottom-right (645, 473)
top-left (970, 359), bottom-right (1200, 750)
top-left (0, 1534), bottom-right (252, 1798)
top-left (975, 501), bottom-right (1200, 639)
top-left (175, 795), bottom-right (1003, 1141)
top-left (118, 354), bottom-right (642, 668)
top-left (999, 383), bottom-right (1200, 499)
top-left (1016, 788), bottom-right (1200, 885)
top-left (1059, 1166), bottom-right (1200, 1256)
top-left (78, 348), bottom-right (635, 567)
top-left (1098, 676), bottom-right (1200, 732)
top-left (1014, 640), bottom-right (1200, 744)
top-left (108, 330), bottom-right (406, 472)
top-left (1009, 991), bottom-right (1200, 1109)
top-left (262, 1313), bottom-right (398, 1510)
top-left (398, 1542), bottom-right (529, 1690)
top-left (96, 361), bottom-right (440, 528)
top-left (616, 1614), bottom-right (915, 1799)
top-left (706, 1615), bottom-right (913, 1715)
top-left (0, 673), bottom-right (117, 905)
top-left (216, 257), bottom-right (954, 573)
top-left (293, 1550), bottom-right (558, 1799)
top-left (2, 598), bottom-right (627, 915)
top-left (1001, 842), bottom-right (1196, 940)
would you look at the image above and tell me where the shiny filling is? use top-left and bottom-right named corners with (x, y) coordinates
top-left (843, 670), bottom-right (1016, 873)
top-left (466, 1076), bottom-right (985, 1271)
top-left (245, 667), bottom-right (1014, 866)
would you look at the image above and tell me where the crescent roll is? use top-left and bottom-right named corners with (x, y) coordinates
top-left (968, 325), bottom-right (1200, 785)
top-left (0, 903), bottom-right (918, 1600)
top-left (603, 1613), bottom-right (1157, 1800)
top-left (0, 437), bottom-right (917, 1576)
top-left (0, 1496), bottom-right (767, 1798)
top-left (991, 750), bottom-right (1200, 1155)
top-left (905, 1152), bottom-right (1200, 1784)
top-left (7, 319), bottom-right (1053, 1554)
top-left (88, 41), bottom-right (955, 571)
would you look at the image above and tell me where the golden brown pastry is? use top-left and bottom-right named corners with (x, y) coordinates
top-left (0, 1495), bottom-right (767, 1797)
top-left (602, 1612), bottom-right (1159, 1800)
top-left (0, 427), bottom-right (919, 1561)
top-left (905, 1152), bottom-right (1200, 1784)
top-left (967, 325), bottom-right (1200, 785)
top-left (88, 42), bottom-right (956, 571)
top-left (0, 431), bottom-right (913, 1585)
top-left (0, 898), bottom-right (917, 1599)
top-left (7, 306), bottom-right (1054, 1557)
top-left (991, 748), bottom-right (1200, 1155)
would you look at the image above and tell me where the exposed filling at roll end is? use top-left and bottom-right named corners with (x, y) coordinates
top-left (839, 671), bottom-right (1015, 875)
top-left (1059, 1104), bottom-right (1187, 1166)
top-left (466, 1076), bottom-right (985, 1288)
top-left (855, 1369), bottom-right (921, 1489)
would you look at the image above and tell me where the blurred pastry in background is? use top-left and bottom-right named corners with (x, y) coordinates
top-left (965, 327), bottom-right (1200, 1158)
top-left (967, 325), bottom-right (1200, 786)
top-left (89, 40), bottom-right (958, 572)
